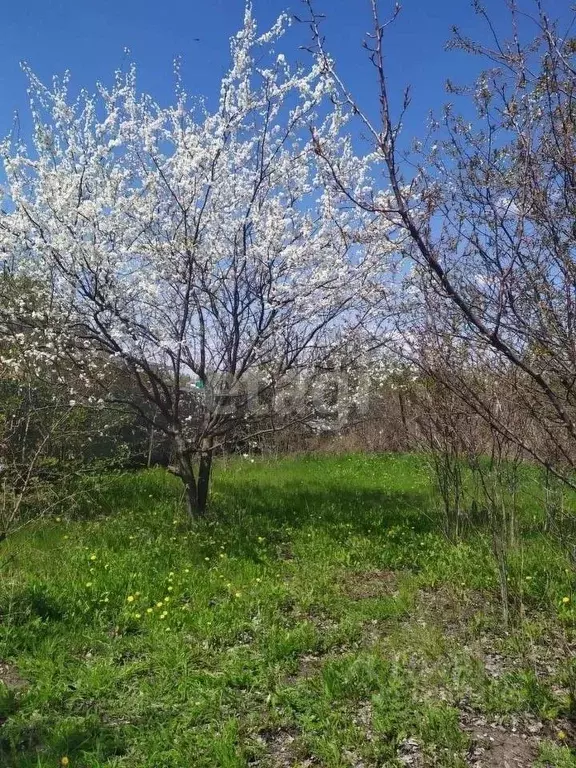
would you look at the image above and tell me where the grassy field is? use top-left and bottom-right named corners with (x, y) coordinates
top-left (1, 453), bottom-right (576, 767)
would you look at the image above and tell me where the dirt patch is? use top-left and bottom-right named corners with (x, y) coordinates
top-left (258, 726), bottom-right (315, 767)
top-left (341, 570), bottom-right (400, 600)
top-left (543, 717), bottom-right (576, 750)
top-left (284, 654), bottom-right (324, 686)
top-left (415, 586), bottom-right (497, 634)
top-left (397, 736), bottom-right (425, 766)
top-left (0, 661), bottom-right (26, 690)
top-left (464, 718), bottom-right (539, 767)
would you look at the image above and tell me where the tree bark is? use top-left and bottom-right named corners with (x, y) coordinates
top-left (173, 435), bottom-right (200, 519)
top-left (170, 435), bottom-right (213, 518)
top-left (146, 417), bottom-right (156, 469)
top-left (197, 439), bottom-right (213, 515)
top-left (178, 455), bottom-right (199, 518)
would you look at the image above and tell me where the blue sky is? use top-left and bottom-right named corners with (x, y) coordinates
top-left (0, 0), bottom-right (561, 145)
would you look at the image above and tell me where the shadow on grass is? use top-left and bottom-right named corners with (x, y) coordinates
top-left (213, 480), bottom-right (436, 562)
top-left (0, 715), bottom-right (129, 768)
top-left (216, 480), bottom-right (433, 533)
top-left (66, 455), bottom-right (439, 563)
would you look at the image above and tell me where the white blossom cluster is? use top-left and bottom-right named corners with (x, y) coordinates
top-left (0, 5), bottom-right (398, 451)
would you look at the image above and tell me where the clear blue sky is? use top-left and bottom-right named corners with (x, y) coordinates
top-left (0, 0), bottom-right (564, 144)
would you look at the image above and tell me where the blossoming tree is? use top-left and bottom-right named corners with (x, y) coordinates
top-left (0, 6), bottom-right (391, 516)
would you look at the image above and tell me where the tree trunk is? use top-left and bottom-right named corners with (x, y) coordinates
top-left (147, 417), bottom-right (156, 469)
top-left (171, 435), bottom-right (213, 519)
top-left (174, 443), bottom-right (200, 519)
top-left (197, 440), bottom-right (213, 515)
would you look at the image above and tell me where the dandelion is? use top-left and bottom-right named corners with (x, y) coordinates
top-left (134, 613), bottom-right (141, 619)
top-left (85, 582), bottom-right (93, 588)
top-left (61, 758), bottom-right (70, 767)
top-left (164, 596), bottom-right (171, 602)
top-left (204, 557), bottom-right (210, 562)
top-left (146, 608), bottom-right (153, 614)
top-left (55, 517), bottom-right (61, 523)
top-left (257, 536), bottom-right (264, 543)
top-left (184, 568), bottom-right (190, 574)
top-left (219, 553), bottom-right (225, 558)
top-left (558, 730), bottom-right (567, 740)
top-left (90, 554), bottom-right (97, 561)
top-left (167, 586), bottom-right (173, 592)
top-left (135, 591), bottom-right (141, 597)
top-left (156, 601), bottom-right (164, 608)
top-left (562, 596), bottom-right (571, 604)
top-left (235, 592), bottom-right (242, 598)
top-left (127, 595), bottom-right (135, 603)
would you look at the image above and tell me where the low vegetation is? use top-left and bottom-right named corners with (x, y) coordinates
top-left (1, 454), bottom-right (576, 767)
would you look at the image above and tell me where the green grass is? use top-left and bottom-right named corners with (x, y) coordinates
top-left (1, 453), bottom-right (576, 767)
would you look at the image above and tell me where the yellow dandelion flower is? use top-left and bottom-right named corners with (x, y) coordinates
top-left (90, 554), bottom-right (97, 561)
top-left (85, 582), bottom-right (93, 588)
top-left (235, 592), bottom-right (242, 598)
top-left (127, 595), bottom-right (134, 603)
top-left (257, 536), bottom-right (264, 543)
top-left (164, 596), bottom-right (171, 602)
top-left (558, 730), bottom-right (567, 740)
top-left (135, 591), bottom-right (141, 597)
top-left (146, 608), bottom-right (153, 614)
top-left (61, 758), bottom-right (70, 767)
top-left (562, 596), bottom-right (571, 604)
top-left (156, 601), bottom-right (163, 608)
top-left (204, 557), bottom-right (210, 562)
top-left (134, 613), bottom-right (141, 619)
top-left (55, 517), bottom-right (61, 523)
top-left (167, 586), bottom-right (174, 592)
top-left (184, 568), bottom-right (190, 573)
